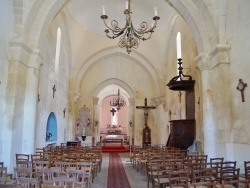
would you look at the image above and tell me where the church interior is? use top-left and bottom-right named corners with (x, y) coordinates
top-left (1, 0), bottom-right (250, 187)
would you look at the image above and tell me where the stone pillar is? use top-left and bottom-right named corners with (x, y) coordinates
top-left (93, 97), bottom-right (99, 143)
top-left (4, 41), bottom-right (42, 169)
top-left (196, 54), bottom-right (216, 157)
top-left (128, 98), bottom-right (135, 145)
top-left (23, 50), bottom-right (43, 152)
top-left (196, 44), bottom-right (231, 158)
top-left (69, 91), bottom-right (81, 141)
top-left (152, 96), bottom-right (166, 145)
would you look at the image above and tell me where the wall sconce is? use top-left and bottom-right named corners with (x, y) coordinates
top-left (95, 121), bottom-right (99, 127)
top-left (129, 120), bottom-right (133, 127)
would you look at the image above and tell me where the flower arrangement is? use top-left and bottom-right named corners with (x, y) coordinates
top-left (46, 132), bottom-right (52, 137)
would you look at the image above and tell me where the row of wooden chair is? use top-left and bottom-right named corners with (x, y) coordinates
top-left (14, 145), bottom-right (102, 184)
top-left (129, 147), bottom-right (250, 188)
top-left (16, 166), bottom-right (89, 188)
top-left (150, 162), bottom-right (249, 188)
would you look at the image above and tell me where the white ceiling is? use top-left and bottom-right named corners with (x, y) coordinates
top-left (67, 0), bottom-right (173, 35)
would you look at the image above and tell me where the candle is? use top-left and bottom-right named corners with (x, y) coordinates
top-left (154, 7), bottom-right (158, 16)
top-left (126, 1), bottom-right (128, 9)
top-left (102, 5), bottom-right (105, 15)
top-left (176, 32), bottom-right (182, 59)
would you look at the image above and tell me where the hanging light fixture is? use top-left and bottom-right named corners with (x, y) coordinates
top-left (110, 89), bottom-right (126, 111)
top-left (101, 0), bottom-right (160, 54)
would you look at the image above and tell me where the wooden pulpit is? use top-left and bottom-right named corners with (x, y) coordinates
top-left (167, 119), bottom-right (195, 150)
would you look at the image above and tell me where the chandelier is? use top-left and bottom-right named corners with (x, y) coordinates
top-left (101, 0), bottom-right (160, 54)
top-left (110, 89), bottom-right (126, 111)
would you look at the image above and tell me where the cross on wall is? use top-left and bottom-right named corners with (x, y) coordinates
top-left (136, 98), bottom-right (156, 127)
top-left (237, 79), bottom-right (247, 102)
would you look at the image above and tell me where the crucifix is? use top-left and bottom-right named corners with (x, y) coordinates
top-left (136, 98), bottom-right (156, 127)
top-left (178, 91), bottom-right (182, 103)
top-left (136, 98), bottom-right (156, 146)
top-left (237, 79), bottom-right (247, 102)
top-left (63, 108), bottom-right (66, 118)
top-left (52, 85), bottom-right (56, 98)
top-left (169, 110), bottom-right (171, 120)
top-left (110, 108), bottom-right (116, 116)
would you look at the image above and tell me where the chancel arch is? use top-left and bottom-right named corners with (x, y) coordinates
top-left (92, 79), bottom-right (135, 144)
top-left (72, 47), bottom-right (160, 96)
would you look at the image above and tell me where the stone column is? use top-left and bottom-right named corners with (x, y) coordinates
top-left (93, 97), bottom-right (99, 143)
top-left (196, 44), bottom-right (231, 158)
top-left (128, 98), bottom-right (135, 146)
top-left (23, 50), bottom-right (43, 152)
top-left (69, 91), bottom-right (81, 141)
top-left (4, 41), bottom-right (42, 169)
top-left (152, 96), bottom-right (166, 145)
top-left (196, 53), bottom-right (216, 157)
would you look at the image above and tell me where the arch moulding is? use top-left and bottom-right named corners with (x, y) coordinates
top-left (93, 78), bottom-right (135, 106)
top-left (19, 0), bottom-right (216, 69)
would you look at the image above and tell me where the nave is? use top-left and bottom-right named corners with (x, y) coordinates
top-left (93, 153), bottom-right (147, 188)
top-left (1, 144), bottom-right (250, 188)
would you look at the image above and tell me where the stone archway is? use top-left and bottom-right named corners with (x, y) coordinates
top-left (71, 47), bottom-right (160, 96)
top-left (92, 79), bottom-right (135, 144)
top-left (19, 0), bottom-right (216, 57)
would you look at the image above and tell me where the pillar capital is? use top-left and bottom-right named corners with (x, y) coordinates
top-left (128, 97), bottom-right (135, 106)
top-left (93, 97), bottom-right (99, 105)
top-left (195, 53), bottom-right (211, 71)
top-left (69, 91), bottom-right (81, 104)
top-left (29, 49), bottom-right (43, 69)
top-left (151, 96), bottom-right (165, 107)
top-left (8, 41), bottom-right (43, 69)
top-left (196, 44), bottom-right (231, 71)
top-left (209, 44), bottom-right (231, 68)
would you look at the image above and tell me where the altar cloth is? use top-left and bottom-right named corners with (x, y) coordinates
top-left (102, 135), bottom-right (124, 139)
top-left (102, 135), bottom-right (124, 146)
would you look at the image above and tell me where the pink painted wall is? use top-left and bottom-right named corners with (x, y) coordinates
top-left (100, 96), bottom-right (128, 134)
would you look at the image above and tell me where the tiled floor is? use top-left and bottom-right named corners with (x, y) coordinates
top-left (92, 152), bottom-right (148, 188)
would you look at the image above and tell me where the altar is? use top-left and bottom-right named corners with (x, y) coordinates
top-left (104, 127), bottom-right (123, 135)
top-left (102, 135), bottom-right (124, 146)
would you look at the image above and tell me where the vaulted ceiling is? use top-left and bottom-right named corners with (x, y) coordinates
top-left (67, 0), bottom-right (173, 35)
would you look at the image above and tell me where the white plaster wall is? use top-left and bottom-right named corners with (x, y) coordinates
top-left (0, 0), bottom-right (13, 162)
top-left (226, 0), bottom-right (250, 163)
top-left (35, 13), bottom-right (70, 148)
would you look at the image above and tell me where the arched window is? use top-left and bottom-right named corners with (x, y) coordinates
top-left (46, 112), bottom-right (57, 142)
top-left (176, 32), bottom-right (182, 76)
top-left (55, 27), bottom-right (61, 75)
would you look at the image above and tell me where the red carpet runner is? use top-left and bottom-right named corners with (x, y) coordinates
top-left (107, 153), bottom-right (131, 188)
top-left (102, 146), bottom-right (130, 153)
